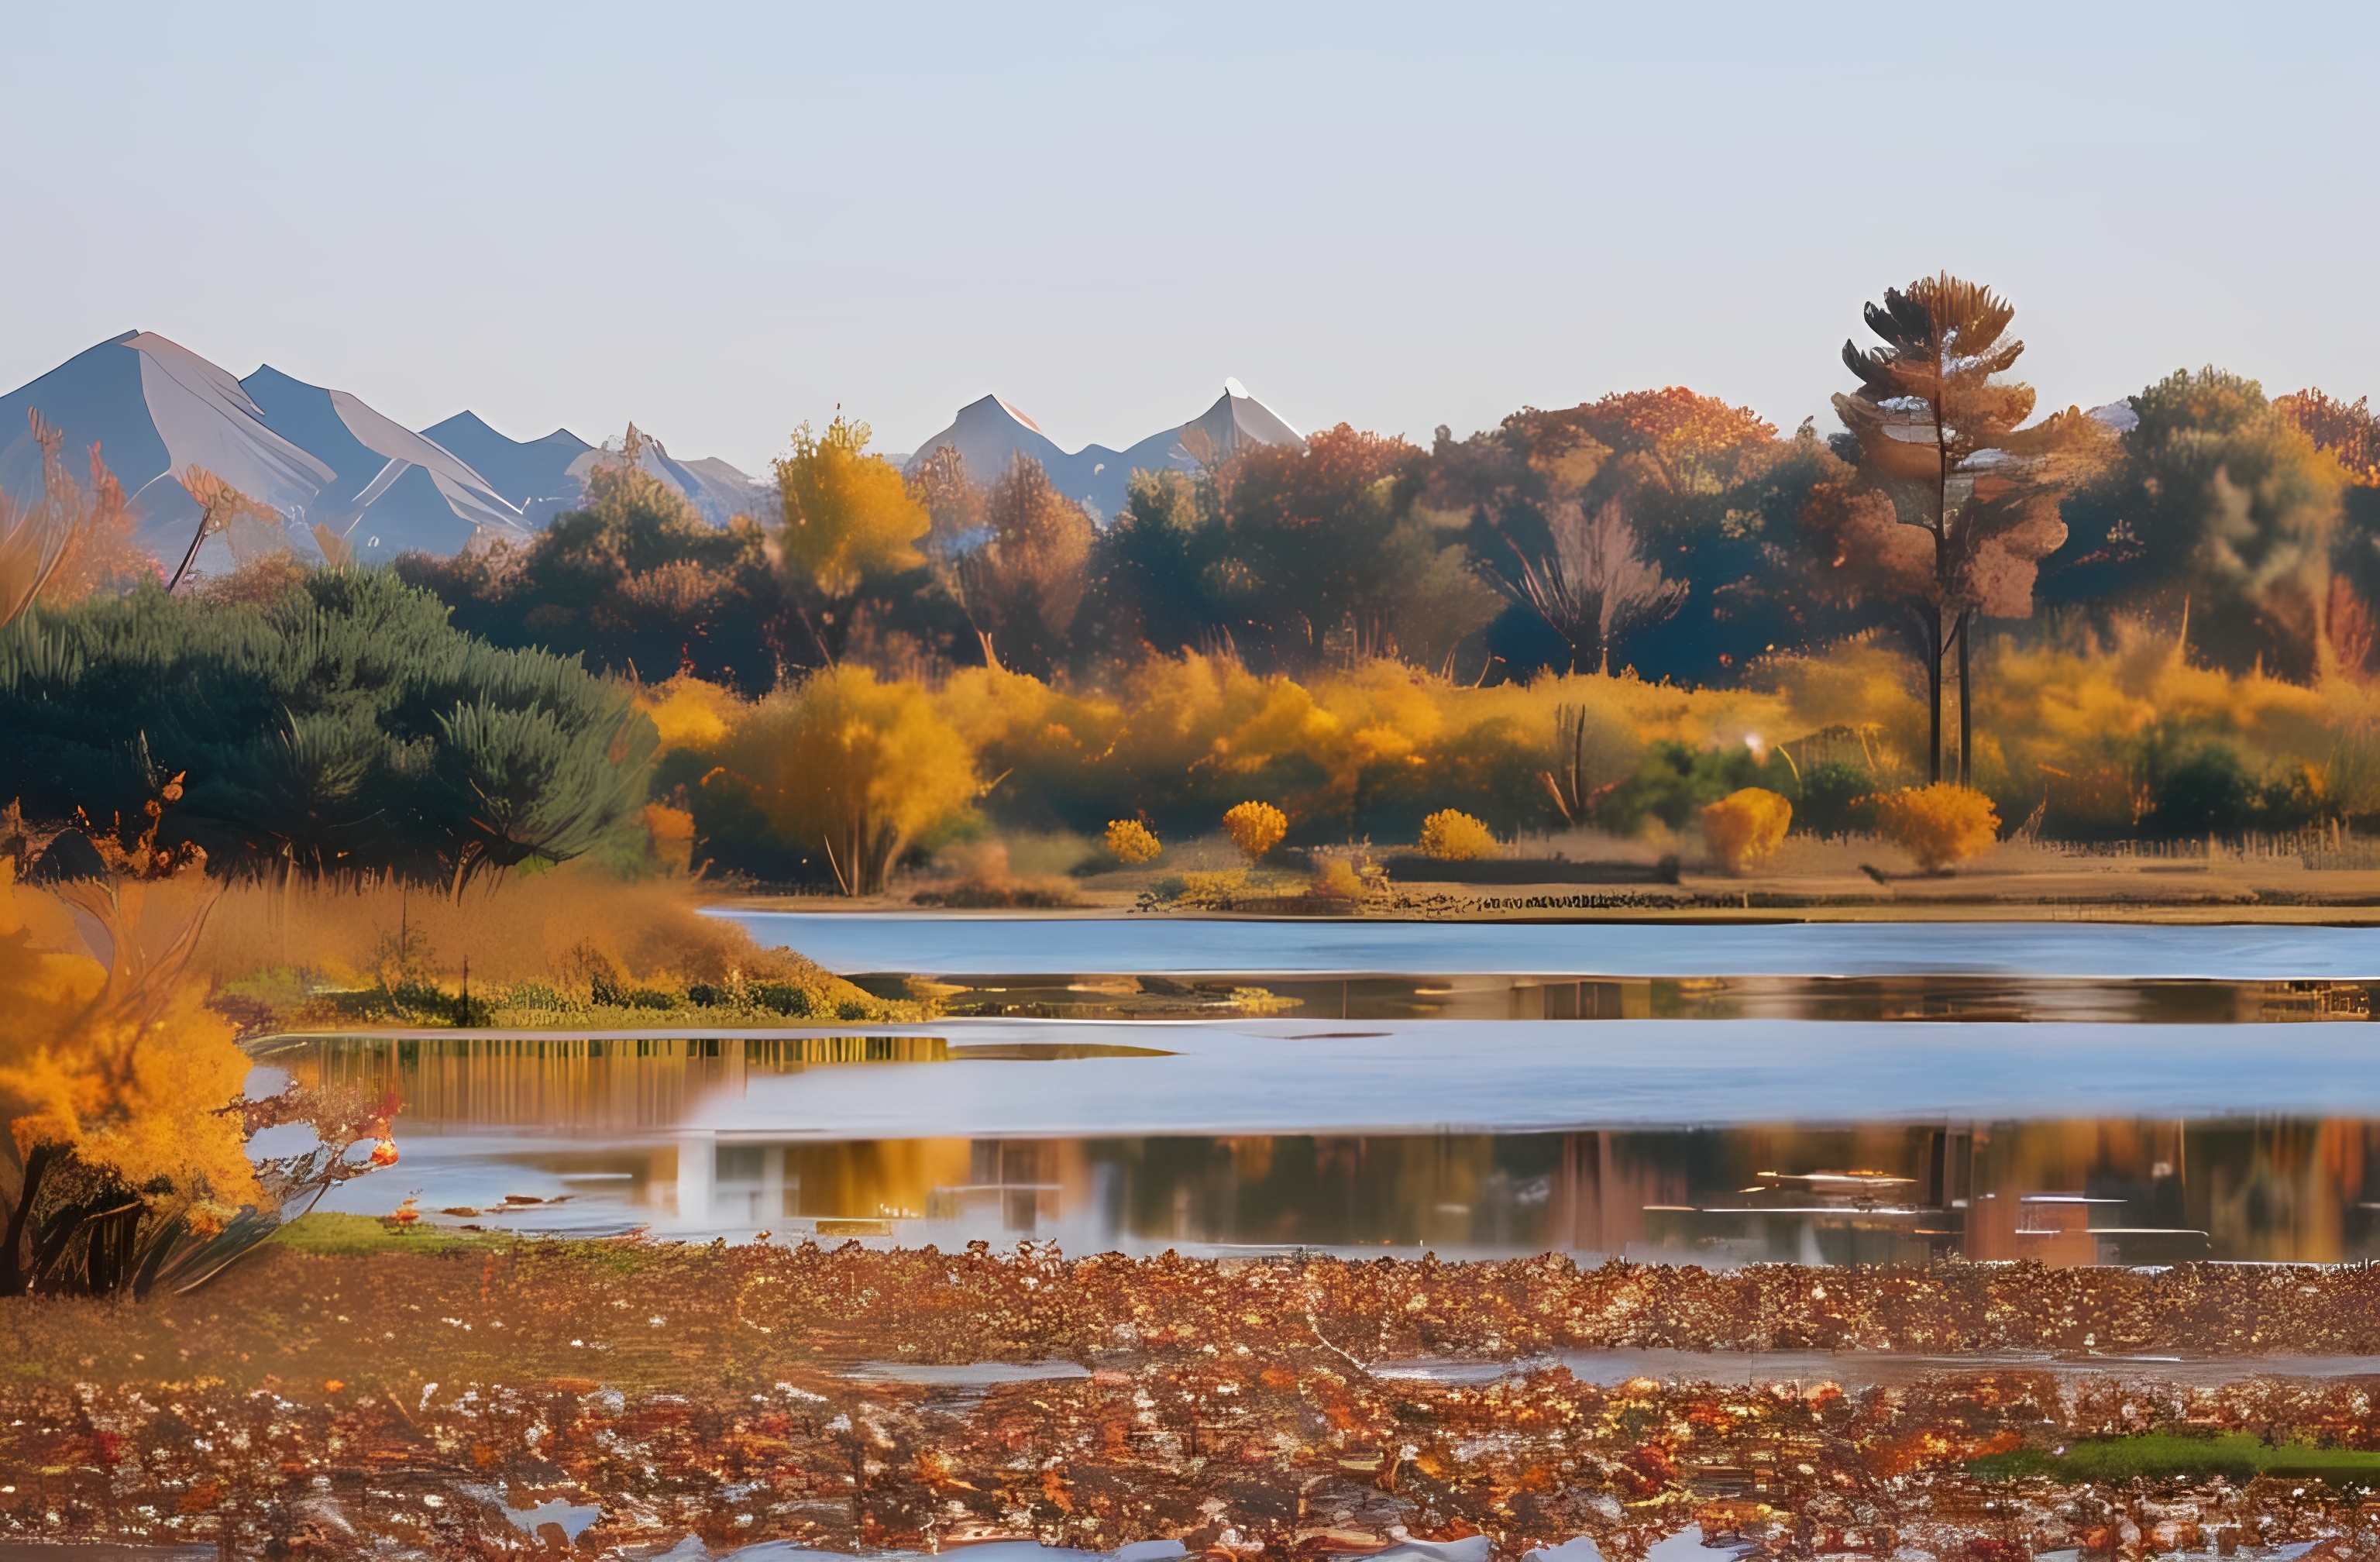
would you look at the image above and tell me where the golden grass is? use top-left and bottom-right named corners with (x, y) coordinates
top-left (169, 864), bottom-right (887, 1030)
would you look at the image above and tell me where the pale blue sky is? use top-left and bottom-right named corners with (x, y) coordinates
top-left (2, 2), bottom-right (2371, 472)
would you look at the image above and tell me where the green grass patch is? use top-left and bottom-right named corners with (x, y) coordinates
top-left (1972, 1431), bottom-right (2380, 1486)
top-left (267, 1212), bottom-right (518, 1256)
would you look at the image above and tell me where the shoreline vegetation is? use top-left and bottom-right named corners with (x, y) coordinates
top-left (9, 293), bottom-right (2380, 919)
top-left (6, 1228), bottom-right (2380, 1557)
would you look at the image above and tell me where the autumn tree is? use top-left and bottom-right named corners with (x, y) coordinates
top-left (2055, 370), bottom-right (2347, 680)
top-left (1212, 425), bottom-right (1498, 674)
top-left (958, 454), bottom-right (1094, 676)
top-left (772, 415), bottom-right (931, 663)
top-left (2278, 389), bottom-right (2380, 483)
top-left (1436, 388), bottom-right (1845, 683)
top-left (700, 666), bottom-right (976, 895)
top-left (1082, 469), bottom-right (1219, 660)
top-left (1503, 495), bottom-right (1685, 673)
top-left (2279, 387), bottom-right (2380, 671)
top-left (0, 862), bottom-right (396, 1295)
top-left (1807, 274), bottom-right (2097, 783)
top-left (0, 411), bottom-right (147, 627)
top-left (401, 425), bottom-right (787, 693)
top-left (167, 468), bottom-right (284, 593)
top-left (908, 446), bottom-right (988, 566)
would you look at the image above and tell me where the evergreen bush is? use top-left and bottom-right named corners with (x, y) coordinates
top-left (0, 570), bottom-right (655, 885)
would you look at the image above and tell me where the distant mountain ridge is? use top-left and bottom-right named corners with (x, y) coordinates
top-left (0, 331), bottom-right (769, 573)
top-left (0, 334), bottom-right (1313, 573)
top-left (905, 379), bottom-right (1307, 518)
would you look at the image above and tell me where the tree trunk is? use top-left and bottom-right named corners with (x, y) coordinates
top-left (1925, 609), bottom-right (1944, 784)
top-left (0, 1143), bottom-right (61, 1295)
top-left (1955, 611), bottom-right (1973, 789)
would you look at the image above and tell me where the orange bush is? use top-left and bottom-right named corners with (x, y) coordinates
top-left (1701, 787), bottom-right (1792, 874)
top-left (1418, 808), bottom-right (1498, 860)
top-left (1869, 783), bottom-right (2000, 872)
top-left (1222, 801), bottom-right (1288, 862)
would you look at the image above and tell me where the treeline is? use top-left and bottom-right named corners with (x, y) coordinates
top-left (396, 395), bottom-right (1862, 696)
top-left (397, 301), bottom-right (2380, 732)
top-left (9, 271), bottom-right (2380, 887)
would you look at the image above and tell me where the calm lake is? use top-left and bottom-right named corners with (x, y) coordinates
top-left (264, 913), bottom-right (2380, 1267)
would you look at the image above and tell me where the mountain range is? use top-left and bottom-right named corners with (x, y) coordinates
top-left (0, 332), bottom-right (1311, 576)
top-left (903, 378), bottom-right (1306, 517)
top-left (0, 332), bottom-right (769, 576)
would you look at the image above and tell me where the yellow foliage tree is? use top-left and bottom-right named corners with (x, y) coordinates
top-left (1869, 783), bottom-right (2000, 872)
top-left (0, 864), bottom-right (394, 1295)
top-left (1419, 808), bottom-right (1498, 860)
top-left (773, 415), bottom-right (930, 600)
top-left (1223, 800), bottom-right (1288, 862)
top-left (1701, 787), bottom-right (1792, 874)
top-left (1105, 819), bottom-right (1161, 865)
top-left (710, 666), bottom-right (978, 896)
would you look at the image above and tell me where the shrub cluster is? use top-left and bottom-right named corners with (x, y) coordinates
top-left (0, 572), bottom-right (655, 884)
top-left (1700, 786), bottom-right (1791, 874)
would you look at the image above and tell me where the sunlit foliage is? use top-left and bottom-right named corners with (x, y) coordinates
top-left (0, 413), bottom-right (143, 628)
top-left (958, 454), bottom-right (1094, 676)
top-left (1700, 786), bottom-right (1791, 874)
top-left (773, 415), bottom-right (930, 600)
top-left (703, 666), bottom-right (976, 895)
top-left (1222, 800), bottom-right (1288, 861)
top-left (1869, 783), bottom-right (2000, 872)
top-left (1417, 807), bottom-right (1498, 861)
top-left (1104, 818), bottom-right (1161, 865)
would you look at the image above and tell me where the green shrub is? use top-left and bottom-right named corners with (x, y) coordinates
top-left (0, 570), bottom-right (655, 885)
top-left (749, 982), bottom-right (816, 1017)
top-left (1794, 760), bottom-right (1874, 836)
top-left (1598, 739), bottom-right (1788, 834)
top-left (2151, 745), bottom-right (2256, 837)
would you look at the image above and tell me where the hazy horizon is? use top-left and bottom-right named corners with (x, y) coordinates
top-left (5, 2), bottom-right (2373, 472)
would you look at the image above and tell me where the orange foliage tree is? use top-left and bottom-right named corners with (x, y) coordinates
top-left (958, 455), bottom-right (1094, 676)
top-left (0, 859), bottom-right (396, 1295)
top-left (1806, 274), bottom-right (2102, 785)
top-left (0, 411), bottom-right (148, 626)
top-left (2279, 389), bottom-right (2380, 484)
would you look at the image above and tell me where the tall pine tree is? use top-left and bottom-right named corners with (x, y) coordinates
top-left (1811, 274), bottom-right (2096, 783)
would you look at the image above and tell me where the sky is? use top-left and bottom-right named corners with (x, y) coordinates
top-left (2, 2), bottom-right (2375, 474)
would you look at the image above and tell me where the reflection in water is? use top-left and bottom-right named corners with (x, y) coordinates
top-left (877, 972), bottom-right (2373, 1024)
top-left (267, 1034), bottom-right (2380, 1265)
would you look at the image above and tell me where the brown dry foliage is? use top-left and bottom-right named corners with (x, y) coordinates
top-left (178, 865), bottom-right (851, 995)
top-left (5, 1240), bottom-right (2380, 1557)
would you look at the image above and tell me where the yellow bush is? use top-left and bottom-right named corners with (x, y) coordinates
top-left (1223, 800), bottom-right (1288, 861)
top-left (711, 666), bottom-right (978, 895)
top-left (1869, 783), bottom-right (2000, 872)
top-left (0, 864), bottom-right (258, 1225)
top-left (1418, 808), bottom-right (1498, 860)
top-left (1311, 857), bottom-right (1366, 899)
top-left (1701, 786), bottom-right (1792, 874)
top-left (1105, 819), bottom-right (1161, 865)
top-left (635, 675), bottom-right (744, 754)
